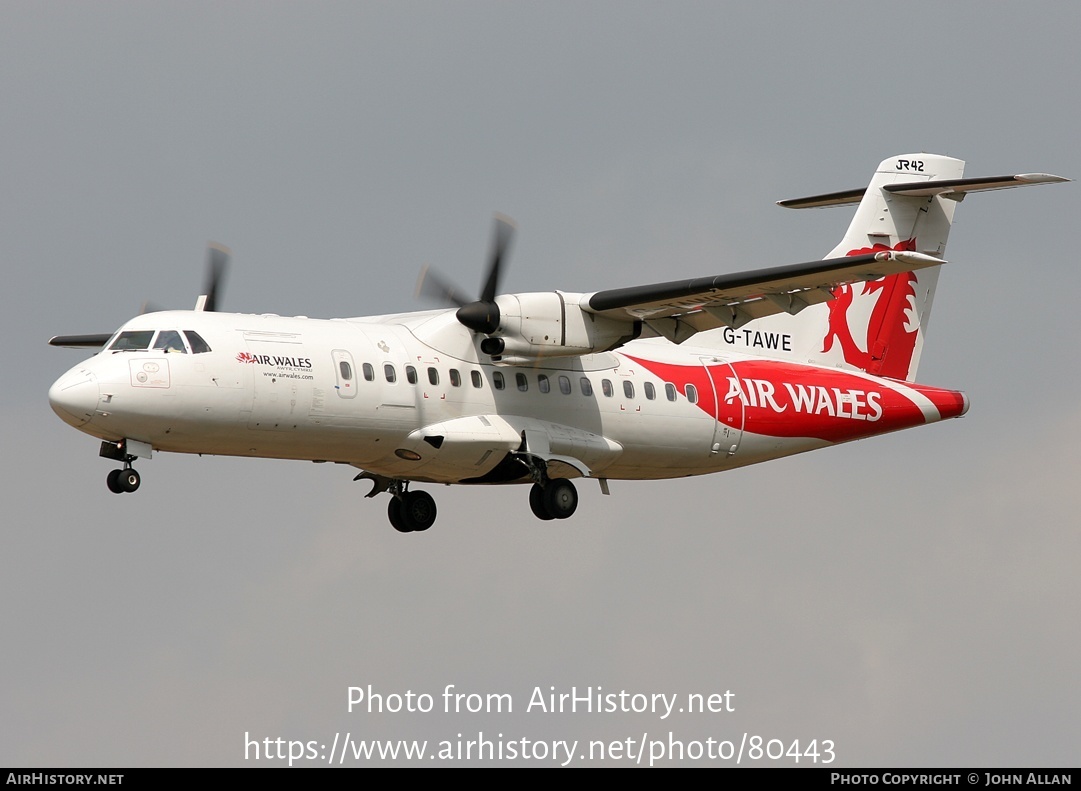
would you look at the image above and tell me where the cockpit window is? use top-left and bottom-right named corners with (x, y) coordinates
top-left (109, 330), bottom-right (155, 351)
top-left (183, 331), bottom-right (212, 354)
top-left (153, 330), bottom-right (187, 353)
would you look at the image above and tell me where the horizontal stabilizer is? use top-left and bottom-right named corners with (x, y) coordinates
top-left (884, 173), bottom-right (1069, 198)
top-left (776, 188), bottom-right (866, 209)
top-left (779, 172), bottom-right (1069, 209)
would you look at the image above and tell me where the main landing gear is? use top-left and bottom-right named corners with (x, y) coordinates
top-left (354, 472), bottom-right (438, 534)
top-left (528, 478), bottom-right (578, 521)
top-left (355, 466), bottom-right (580, 534)
top-left (387, 486), bottom-right (438, 534)
top-left (380, 478), bottom-right (576, 532)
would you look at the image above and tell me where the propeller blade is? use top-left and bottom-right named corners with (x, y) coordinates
top-left (455, 214), bottom-right (516, 336)
top-left (480, 214), bottom-right (515, 304)
top-left (415, 264), bottom-right (471, 308)
top-left (203, 243), bottom-right (230, 312)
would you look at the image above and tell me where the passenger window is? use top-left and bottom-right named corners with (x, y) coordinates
top-left (362, 363), bottom-right (375, 382)
top-left (153, 330), bottom-right (187, 353)
top-left (644, 382), bottom-right (656, 400)
top-left (665, 383), bottom-right (677, 402)
top-left (580, 377), bottom-right (593, 397)
top-left (428, 367), bottom-right (439, 386)
top-left (602, 379), bottom-right (614, 397)
top-left (340, 360), bottom-right (353, 381)
top-left (183, 330), bottom-right (211, 354)
top-left (538, 374), bottom-right (550, 393)
top-left (109, 330), bottom-right (155, 351)
top-left (516, 373), bottom-right (528, 392)
top-left (384, 363), bottom-right (397, 383)
top-left (685, 384), bottom-right (698, 404)
top-left (406, 365), bottom-right (417, 384)
top-left (558, 375), bottom-right (571, 395)
top-left (623, 380), bottom-right (634, 399)
top-left (493, 371), bottom-right (505, 390)
top-left (450, 369), bottom-right (462, 387)
top-left (471, 370), bottom-right (483, 388)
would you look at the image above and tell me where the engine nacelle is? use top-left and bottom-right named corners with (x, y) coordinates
top-left (484, 291), bottom-right (638, 364)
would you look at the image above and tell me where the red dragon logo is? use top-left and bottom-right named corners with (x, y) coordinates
top-left (822, 239), bottom-right (920, 380)
top-left (236, 352), bottom-right (257, 364)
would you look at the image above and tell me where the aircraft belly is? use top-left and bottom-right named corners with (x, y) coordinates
top-left (601, 411), bottom-right (712, 466)
top-left (367, 415), bottom-right (523, 482)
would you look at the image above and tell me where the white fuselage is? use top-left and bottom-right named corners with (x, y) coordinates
top-left (49, 306), bottom-right (966, 487)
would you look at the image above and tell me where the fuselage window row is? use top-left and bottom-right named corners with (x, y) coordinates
top-left (352, 360), bottom-right (678, 405)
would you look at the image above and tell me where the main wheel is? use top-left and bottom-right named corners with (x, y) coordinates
top-left (543, 478), bottom-right (578, 520)
top-left (388, 497), bottom-right (412, 533)
top-left (119, 468), bottom-right (141, 493)
top-left (400, 490), bottom-right (437, 532)
top-left (106, 469), bottom-right (124, 494)
top-left (529, 483), bottom-right (554, 520)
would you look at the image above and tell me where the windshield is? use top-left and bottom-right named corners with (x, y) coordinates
top-left (152, 330), bottom-right (187, 353)
top-left (108, 330), bottom-right (155, 351)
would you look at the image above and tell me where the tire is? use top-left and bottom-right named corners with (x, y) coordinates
top-left (529, 483), bottom-right (554, 520)
top-left (388, 497), bottom-right (412, 533)
top-left (543, 478), bottom-right (578, 520)
top-left (106, 469), bottom-right (124, 494)
top-left (401, 490), bottom-right (437, 532)
top-left (120, 469), bottom-right (141, 493)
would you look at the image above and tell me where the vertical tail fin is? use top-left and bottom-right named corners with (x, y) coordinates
top-left (823, 153), bottom-right (965, 260)
top-left (751, 155), bottom-right (1065, 381)
top-left (816, 154), bottom-right (964, 381)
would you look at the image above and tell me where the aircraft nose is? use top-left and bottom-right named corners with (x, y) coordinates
top-left (49, 369), bottom-right (99, 428)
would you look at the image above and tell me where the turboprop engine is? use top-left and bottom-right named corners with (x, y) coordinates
top-left (475, 291), bottom-right (640, 365)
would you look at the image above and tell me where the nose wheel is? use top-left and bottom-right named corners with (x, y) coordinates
top-left (106, 467), bottom-right (141, 494)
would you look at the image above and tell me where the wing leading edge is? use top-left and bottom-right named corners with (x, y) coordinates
top-left (582, 250), bottom-right (942, 343)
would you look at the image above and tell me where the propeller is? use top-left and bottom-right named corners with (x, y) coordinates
top-left (414, 263), bottom-right (472, 308)
top-left (456, 215), bottom-right (516, 335)
top-left (414, 215), bottom-right (515, 336)
top-left (48, 242), bottom-right (231, 348)
top-left (202, 243), bottom-right (230, 313)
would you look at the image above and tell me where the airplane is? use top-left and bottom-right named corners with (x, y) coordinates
top-left (48, 154), bottom-right (1067, 533)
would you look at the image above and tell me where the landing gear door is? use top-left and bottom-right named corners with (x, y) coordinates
top-left (701, 356), bottom-right (743, 457)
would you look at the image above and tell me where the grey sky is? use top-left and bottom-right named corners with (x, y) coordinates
top-left (3, 2), bottom-right (1078, 766)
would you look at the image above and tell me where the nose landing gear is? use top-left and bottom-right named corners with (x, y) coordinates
top-left (100, 439), bottom-right (149, 494)
top-left (106, 466), bottom-right (141, 494)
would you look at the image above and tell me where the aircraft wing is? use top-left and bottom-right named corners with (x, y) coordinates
top-left (582, 250), bottom-right (941, 343)
top-left (48, 333), bottom-right (114, 349)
